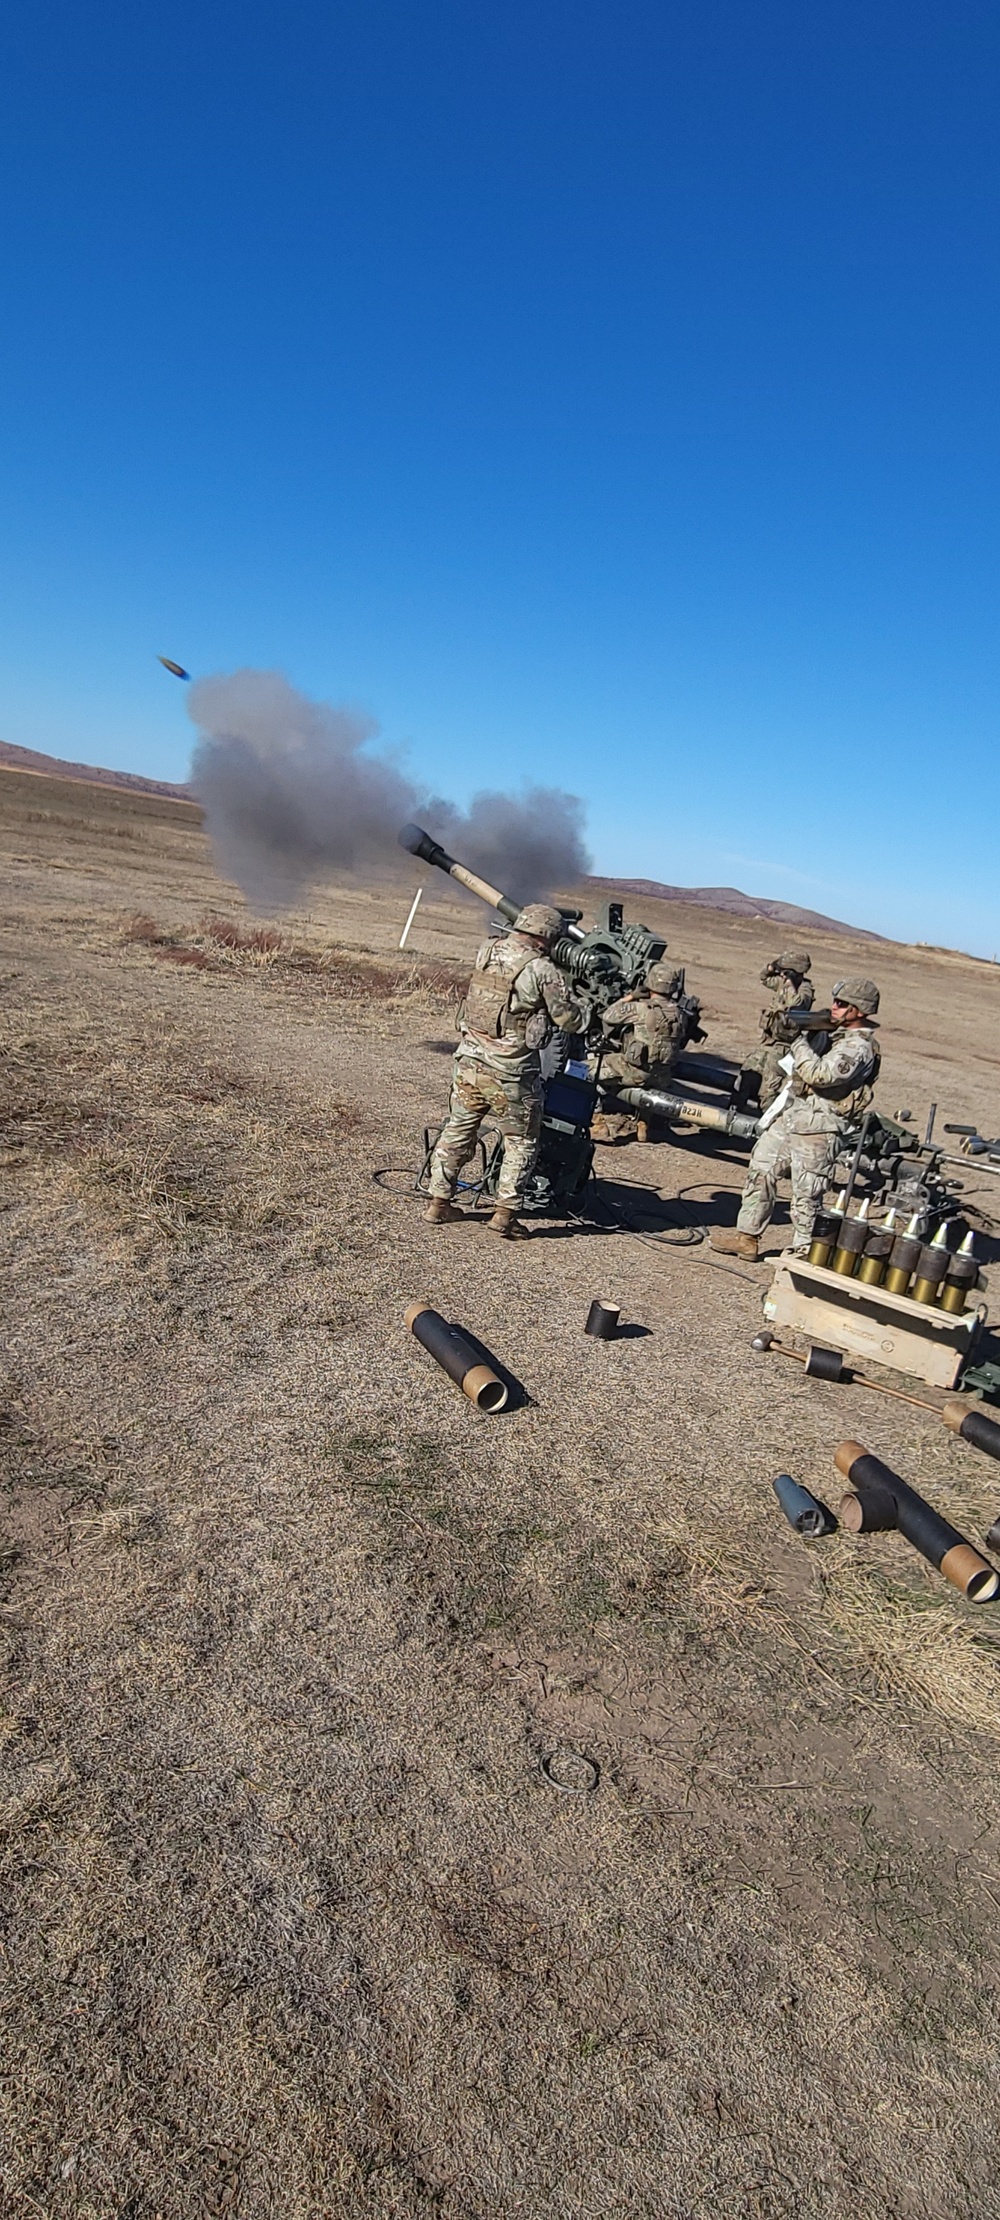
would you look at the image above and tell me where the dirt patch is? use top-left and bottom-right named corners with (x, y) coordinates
top-left (2, 771), bottom-right (1000, 2218)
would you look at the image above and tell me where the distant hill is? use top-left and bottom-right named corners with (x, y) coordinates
top-left (0, 738), bottom-right (882, 937)
top-left (0, 738), bottom-right (190, 801)
top-left (584, 874), bottom-right (884, 941)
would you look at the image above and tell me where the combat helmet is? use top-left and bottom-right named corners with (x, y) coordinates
top-left (513, 903), bottom-right (564, 944)
top-left (645, 960), bottom-right (680, 994)
top-left (832, 976), bottom-right (880, 1016)
top-left (777, 949), bottom-right (811, 975)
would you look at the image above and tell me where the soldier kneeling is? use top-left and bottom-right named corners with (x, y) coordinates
top-left (591, 962), bottom-right (686, 1144)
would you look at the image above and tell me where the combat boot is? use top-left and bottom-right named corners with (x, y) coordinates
top-left (487, 1205), bottom-right (530, 1240)
top-left (423, 1197), bottom-right (465, 1225)
top-left (710, 1229), bottom-right (760, 1261)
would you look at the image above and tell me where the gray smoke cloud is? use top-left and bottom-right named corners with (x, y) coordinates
top-left (187, 668), bottom-right (591, 911)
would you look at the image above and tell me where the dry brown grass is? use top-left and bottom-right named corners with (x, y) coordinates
top-left (819, 1551), bottom-right (1000, 1735)
top-left (119, 907), bottom-right (465, 1005)
top-left (0, 1019), bottom-right (359, 1245)
top-left (3, 768), bottom-right (1000, 2218)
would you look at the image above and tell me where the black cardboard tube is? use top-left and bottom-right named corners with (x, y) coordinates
top-left (585, 1299), bottom-right (620, 1341)
top-left (805, 1344), bottom-right (844, 1381)
top-left (944, 1405), bottom-right (1000, 1465)
top-left (838, 1476), bottom-right (898, 1534)
top-left (835, 1441), bottom-right (1000, 1601)
top-left (405, 1302), bottom-right (509, 1411)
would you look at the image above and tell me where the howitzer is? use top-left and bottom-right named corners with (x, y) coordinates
top-left (400, 819), bottom-right (755, 1214)
top-left (398, 821), bottom-right (694, 1026)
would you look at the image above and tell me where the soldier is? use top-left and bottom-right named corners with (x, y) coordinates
top-left (591, 962), bottom-right (686, 1142)
top-left (744, 950), bottom-right (814, 1111)
top-left (711, 977), bottom-right (881, 1261)
top-left (425, 904), bottom-right (585, 1240)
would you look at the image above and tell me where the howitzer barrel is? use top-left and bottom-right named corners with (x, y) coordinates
top-left (614, 1084), bottom-right (759, 1142)
top-left (398, 822), bottom-right (521, 923)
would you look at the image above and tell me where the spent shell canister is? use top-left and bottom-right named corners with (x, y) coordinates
top-left (940, 1231), bottom-right (979, 1316)
top-left (584, 1298), bottom-right (620, 1341)
top-left (834, 1441), bottom-right (1000, 1602)
top-left (830, 1200), bottom-right (870, 1279)
top-left (856, 1221), bottom-right (896, 1287)
top-left (883, 1214), bottom-right (925, 1297)
top-left (911, 1224), bottom-right (953, 1308)
top-left (808, 1209), bottom-right (843, 1268)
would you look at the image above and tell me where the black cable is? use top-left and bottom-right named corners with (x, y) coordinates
top-left (675, 1176), bottom-right (745, 1205)
top-left (586, 1172), bottom-right (775, 1283)
top-left (585, 1178), bottom-right (703, 1248)
top-left (371, 1165), bottom-right (427, 1199)
top-left (372, 1165), bottom-right (490, 1201)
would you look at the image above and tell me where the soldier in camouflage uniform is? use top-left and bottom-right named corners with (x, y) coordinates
top-left (425, 904), bottom-right (585, 1240)
top-left (743, 950), bottom-right (814, 1111)
top-left (711, 977), bottom-right (881, 1261)
top-left (591, 961), bottom-right (686, 1143)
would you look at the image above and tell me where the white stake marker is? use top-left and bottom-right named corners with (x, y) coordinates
top-left (399, 884), bottom-right (424, 949)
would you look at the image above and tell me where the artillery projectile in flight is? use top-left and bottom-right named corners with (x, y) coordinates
top-left (157, 656), bottom-right (191, 680)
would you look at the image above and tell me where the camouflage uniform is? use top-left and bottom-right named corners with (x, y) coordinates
top-left (592, 988), bottom-right (685, 1140)
top-left (744, 954), bottom-right (814, 1111)
top-left (429, 932), bottom-right (584, 1204)
top-left (737, 1023), bottom-right (881, 1252)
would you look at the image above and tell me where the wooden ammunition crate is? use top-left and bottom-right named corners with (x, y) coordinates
top-left (762, 1255), bottom-right (984, 1390)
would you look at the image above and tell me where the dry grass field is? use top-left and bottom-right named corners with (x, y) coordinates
top-left (2, 762), bottom-right (1000, 2220)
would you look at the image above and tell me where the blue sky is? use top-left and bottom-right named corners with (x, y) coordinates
top-left (1, 1), bottom-right (998, 951)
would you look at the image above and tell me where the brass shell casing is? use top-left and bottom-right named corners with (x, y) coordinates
top-left (808, 1238), bottom-right (833, 1267)
top-left (883, 1265), bottom-right (912, 1296)
top-left (856, 1254), bottom-right (886, 1286)
top-left (938, 1280), bottom-right (968, 1315)
top-left (911, 1274), bottom-right (942, 1307)
top-left (830, 1244), bottom-right (860, 1277)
